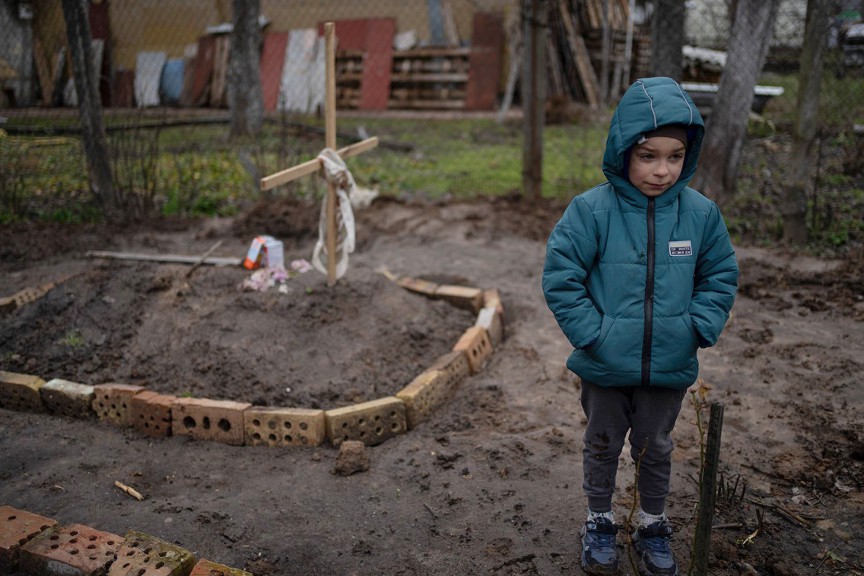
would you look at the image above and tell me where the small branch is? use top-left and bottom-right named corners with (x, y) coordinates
top-left (114, 480), bottom-right (144, 501)
top-left (186, 240), bottom-right (223, 278)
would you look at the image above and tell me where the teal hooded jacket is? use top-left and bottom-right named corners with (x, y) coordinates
top-left (542, 77), bottom-right (739, 389)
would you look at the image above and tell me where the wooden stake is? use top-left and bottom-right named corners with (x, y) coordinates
top-left (692, 402), bottom-right (725, 574)
top-left (325, 22), bottom-right (338, 286)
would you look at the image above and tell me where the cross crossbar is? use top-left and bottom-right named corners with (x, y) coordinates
top-left (259, 136), bottom-right (378, 191)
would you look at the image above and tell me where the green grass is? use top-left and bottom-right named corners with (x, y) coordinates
top-left (2, 75), bottom-right (863, 253)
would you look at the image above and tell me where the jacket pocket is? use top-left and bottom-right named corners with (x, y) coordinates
top-left (588, 316), bottom-right (642, 376)
top-left (651, 314), bottom-right (699, 374)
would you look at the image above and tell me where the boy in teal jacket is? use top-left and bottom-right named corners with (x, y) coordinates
top-left (542, 77), bottom-right (738, 576)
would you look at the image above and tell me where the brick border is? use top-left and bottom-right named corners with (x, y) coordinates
top-left (0, 276), bottom-right (505, 449)
top-left (0, 504), bottom-right (251, 576)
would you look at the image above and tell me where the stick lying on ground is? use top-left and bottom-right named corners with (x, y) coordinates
top-left (87, 250), bottom-right (242, 267)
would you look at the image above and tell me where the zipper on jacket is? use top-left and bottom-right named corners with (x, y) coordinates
top-left (641, 198), bottom-right (655, 386)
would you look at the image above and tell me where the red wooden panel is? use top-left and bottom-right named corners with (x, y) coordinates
top-left (260, 31), bottom-right (289, 111)
top-left (88, 0), bottom-right (112, 105)
top-left (465, 12), bottom-right (504, 110)
top-left (359, 18), bottom-right (394, 110)
top-left (187, 35), bottom-right (216, 107)
top-left (112, 68), bottom-right (134, 107)
top-left (320, 19), bottom-right (368, 51)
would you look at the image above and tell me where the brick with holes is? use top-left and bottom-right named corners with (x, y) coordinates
top-left (172, 397), bottom-right (251, 445)
top-left (19, 523), bottom-right (123, 576)
top-left (0, 505), bottom-right (58, 572)
top-left (453, 326), bottom-right (493, 374)
top-left (325, 397), bottom-right (407, 447)
top-left (107, 530), bottom-right (195, 576)
top-left (0, 371), bottom-right (46, 413)
top-left (188, 559), bottom-right (252, 576)
top-left (92, 383), bottom-right (147, 427)
top-left (244, 406), bottom-right (326, 447)
top-left (130, 391), bottom-right (177, 438)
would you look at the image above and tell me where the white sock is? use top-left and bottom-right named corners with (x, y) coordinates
top-left (587, 509), bottom-right (615, 523)
top-left (639, 509), bottom-right (666, 527)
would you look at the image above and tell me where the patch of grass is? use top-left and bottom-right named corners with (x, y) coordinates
top-left (59, 330), bottom-right (85, 349)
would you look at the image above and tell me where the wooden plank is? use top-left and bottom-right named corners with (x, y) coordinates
top-left (32, 36), bottom-right (53, 106)
top-left (560, 2), bottom-right (600, 107)
top-left (394, 47), bottom-right (472, 58)
top-left (260, 31), bottom-right (289, 111)
top-left (465, 12), bottom-right (504, 110)
top-left (86, 251), bottom-right (242, 266)
top-left (188, 35), bottom-right (215, 106)
top-left (210, 35), bottom-right (230, 108)
top-left (359, 19), bottom-right (395, 110)
top-left (260, 137), bottom-right (379, 191)
top-left (441, 0), bottom-right (461, 46)
top-left (390, 72), bottom-right (469, 82)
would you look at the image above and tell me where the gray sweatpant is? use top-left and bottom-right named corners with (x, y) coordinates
top-left (580, 380), bottom-right (687, 516)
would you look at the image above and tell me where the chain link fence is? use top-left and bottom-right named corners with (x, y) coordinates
top-left (1, 0), bottom-right (863, 238)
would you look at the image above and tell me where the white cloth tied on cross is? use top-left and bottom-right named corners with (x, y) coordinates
top-left (312, 148), bottom-right (357, 279)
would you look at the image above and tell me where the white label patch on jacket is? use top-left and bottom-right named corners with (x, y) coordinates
top-left (669, 240), bottom-right (692, 257)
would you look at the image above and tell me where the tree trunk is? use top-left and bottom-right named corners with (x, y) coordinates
top-left (691, 0), bottom-right (780, 205)
top-left (60, 0), bottom-right (116, 219)
top-left (650, 0), bottom-right (686, 80)
top-left (783, 0), bottom-right (830, 245)
top-left (228, 0), bottom-right (263, 138)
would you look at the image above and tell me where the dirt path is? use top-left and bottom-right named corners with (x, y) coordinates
top-left (1, 197), bottom-right (862, 576)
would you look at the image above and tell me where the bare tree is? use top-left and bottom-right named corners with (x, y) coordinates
top-left (61, 0), bottom-right (116, 219)
top-left (783, 0), bottom-right (830, 245)
top-left (651, 0), bottom-right (686, 80)
top-left (691, 0), bottom-right (780, 205)
top-left (228, 0), bottom-right (264, 138)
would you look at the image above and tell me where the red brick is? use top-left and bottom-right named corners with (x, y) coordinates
top-left (188, 559), bottom-right (252, 576)
top-left (92, 383), bottom-right (147, 427)
top-left (172, 398), bottom-right (250, 446)
top-left (130, 392), bottom-right (176, 438)
top-left (107, 530), bottom-right (195, 576)
top-left (0, 505), bottom-right (57, 571)
top-left (19, 523), bottom-right (123, 576)
top-left (453, 326), bottom-right (493, 374)
top-left (0, 371), bottom-right (46, 413)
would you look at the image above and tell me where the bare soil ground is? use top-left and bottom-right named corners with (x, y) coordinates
top-left (1, 195), bottom-right (863, 576)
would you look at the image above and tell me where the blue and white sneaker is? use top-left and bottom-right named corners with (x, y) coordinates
top-left (580, 517), bottom-right (619, 575)
top-left (632, 520), bottom-right (678, 576)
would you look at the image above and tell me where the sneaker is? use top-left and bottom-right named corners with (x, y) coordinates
top-left (632, 520), bottom-right (678, 576)
top-left (580, 517), bottom-right (619, 575)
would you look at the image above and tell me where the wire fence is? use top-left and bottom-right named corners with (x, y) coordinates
top-left (1, 1), bottom-right (863, 232)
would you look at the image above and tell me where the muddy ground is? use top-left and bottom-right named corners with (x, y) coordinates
top-left (1, 195), bottom-right (862, 576)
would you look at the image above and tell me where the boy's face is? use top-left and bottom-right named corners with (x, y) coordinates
top-left (627, 136), bottom-right (686, 198)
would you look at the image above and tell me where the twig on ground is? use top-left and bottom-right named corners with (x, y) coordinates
top-left (114, 480), bottom-right (144, 501)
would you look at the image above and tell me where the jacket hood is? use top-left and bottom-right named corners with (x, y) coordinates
top-left (602, 77), bottom-right (705, 207)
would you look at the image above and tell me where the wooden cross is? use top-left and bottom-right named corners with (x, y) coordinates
top-left (259, 22), bottom-right (378, 286)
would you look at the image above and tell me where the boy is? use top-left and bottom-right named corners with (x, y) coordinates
top-left (542, 77), bottom-right (738, 576)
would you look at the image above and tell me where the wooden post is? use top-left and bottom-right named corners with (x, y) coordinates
top-left (521, 0), bottom-right (546, 199)
top-left (693, 401), bottom-right (725, 575)
top-left (324, 22), bottom-right (338, 286)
